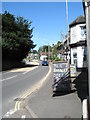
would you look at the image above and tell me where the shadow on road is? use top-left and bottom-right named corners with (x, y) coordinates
top-left (52, 69), bottom-right (88, 100)
top-left (73, 69), bottom-right (88, 101)
top-left (52, 89), bottom-right (77, 97)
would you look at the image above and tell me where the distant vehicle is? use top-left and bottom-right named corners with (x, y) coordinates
top-left (42, 60), bottom-right (48, 66)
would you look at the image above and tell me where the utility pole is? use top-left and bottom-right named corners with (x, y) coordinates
top-left (66, 0), bottom-right (69, 33)
top-left (66, 0), bottom-right (71, 91)
top-left (61, 32), bottom-right (64, 42)
top-left (48, 43), bottom-right (50, 60)
top-left (66, 0), bottom-right (70, 66)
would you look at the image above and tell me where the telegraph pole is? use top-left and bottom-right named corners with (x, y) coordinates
top-left (66, 0), bottom-right (69, 33)
top-left (66, 0), bottom-right (71, 83)
top-left (48, 43), bottom-right (50, 60)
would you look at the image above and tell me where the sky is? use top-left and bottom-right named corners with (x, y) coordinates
top-left (2, 2), bottom-right (84, 50)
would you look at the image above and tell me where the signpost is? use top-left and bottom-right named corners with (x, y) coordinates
top-left (85, 1), bottom-right (90, 118)
top-left (52, 61), bottom-right (71, 94)
top-left (83, 0), bottom-right (90, 118)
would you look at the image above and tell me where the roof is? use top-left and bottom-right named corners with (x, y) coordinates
top-left (69, 15), bottom-right (86, 28)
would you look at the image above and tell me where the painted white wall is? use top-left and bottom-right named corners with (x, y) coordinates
top-left (77, 47), bottom-right (84, 68)
top-left (71, 48), bottom-right (74, 64)
top-left (70, 26), bottom-right (77, 44)
top-left (77, 24), bottom-right (86, 42)
top-left (70, 23), bottom-right (86, 68)
top-left (71, 46), bottom-right (87, 68)
top-left (70, 24), bottom-right (86, 44)
top-left (71, 48), bottom-right (77, 65)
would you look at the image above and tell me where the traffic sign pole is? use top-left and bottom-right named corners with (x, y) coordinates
top-left (85, 1), bottom-right (90, 118)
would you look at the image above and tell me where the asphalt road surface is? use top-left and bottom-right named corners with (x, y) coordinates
top-left (1, 61), bottom-right (49, 117)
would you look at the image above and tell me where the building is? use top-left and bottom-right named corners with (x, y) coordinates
top-left (57, 43), bottom-right (64, 60)
top-left (63, 32), bottom-right (70, 61)
top-left (57, 32), bottom-right (70, 61)
top-left (69, 15), bottom-right (87, 68)
top-left (40, 47), bottom-right (53, 60)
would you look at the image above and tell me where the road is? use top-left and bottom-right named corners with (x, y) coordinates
top-left (1, 61), bottom-right (49, 118)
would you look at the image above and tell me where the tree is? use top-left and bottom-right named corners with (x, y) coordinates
top-left (39, 45), bottom-right (52, 53)
top-left (2, 11), bottom-right (36, 61)
top-left (33, 50), bottom-right (38, 54)
top-left (52, 41), bottom-right (62, 61)
top-left (57, 41), bottom-right (61, 46)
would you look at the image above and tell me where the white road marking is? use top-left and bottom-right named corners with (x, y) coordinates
top-left (1, 75), bottom-right (17, 82)
top-left (4, 109), bottom-right (16, 118)
top-left (14, 64), bottom-right (52, 118)
top-left (22, 70), bottom-right (30, 74)
top-left (21, 115), bottom-right (26, 119)
top-left (1, 66), bottom-right (38, 82)
top-left (1, 62), bottom-right (39, 75)
top-left (22, 66), bottom-right (38, 74)
top-left (26, 105), bottom-right (38, 118)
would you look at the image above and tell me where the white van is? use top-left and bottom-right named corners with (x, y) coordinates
top-left (40, 55), bottom-right (48, 61)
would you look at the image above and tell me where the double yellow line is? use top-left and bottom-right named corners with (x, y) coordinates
top-left (14, 65), bottom-right (51, 111)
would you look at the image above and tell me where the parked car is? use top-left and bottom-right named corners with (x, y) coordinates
top-left (42, 60), bottom-right (48, 66)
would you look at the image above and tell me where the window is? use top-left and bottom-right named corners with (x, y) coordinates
top-left (73, 53), bottom-right (77, 58)
top-left (74, 59), bottom-right (77, 65)
top-left (73, 52), bottom-right (77, 65)
top-left (80, 25), bottom-right (86, 38)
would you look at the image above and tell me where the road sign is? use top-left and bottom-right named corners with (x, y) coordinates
top-left (70, 64), bottom-right (76, 77)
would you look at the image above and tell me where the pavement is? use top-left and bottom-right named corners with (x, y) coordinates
top-left (26, 66), bottom-right (82, 118)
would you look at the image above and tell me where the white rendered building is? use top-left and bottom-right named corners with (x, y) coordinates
top-left (69, 15), bottom-right (87, 68)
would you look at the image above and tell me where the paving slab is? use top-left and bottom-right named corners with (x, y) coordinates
top-left (26, 74), bottom-right (82, 118)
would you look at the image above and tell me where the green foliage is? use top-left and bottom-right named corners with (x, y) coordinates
top-left (33, 50), bottom-right (38, 54)
top-left (2, 11), bottom-right (36, 61)
top-left (57, 41), bottom-right (61, 46)
top-left (52, 55), bottom-right (64, 62)
top-left (38, 45), bottom-right (52, 53)
top-left (52, 41), bottom-right (62, 61)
